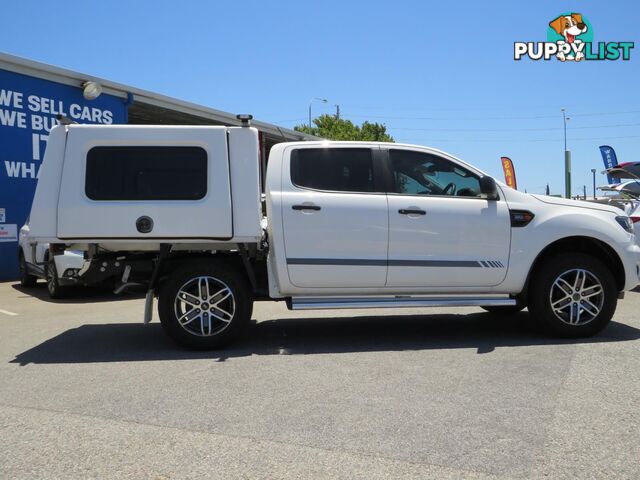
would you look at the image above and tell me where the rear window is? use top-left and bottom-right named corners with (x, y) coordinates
top-left (291, 148), bottom-right (374, 193)
top-left (85, 146), bottom-right (207, 201)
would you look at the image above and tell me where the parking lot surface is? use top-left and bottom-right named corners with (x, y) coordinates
top-left (1, 281), bottom-right (639, 479)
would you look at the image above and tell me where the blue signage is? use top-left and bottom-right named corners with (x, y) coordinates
top-left (0, 69), bottom-right (127, 280)
top-left (599, 145), bottom-right (619, 185)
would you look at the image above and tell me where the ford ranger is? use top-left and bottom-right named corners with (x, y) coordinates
top-left (26, 121), bottom-right (640, 349)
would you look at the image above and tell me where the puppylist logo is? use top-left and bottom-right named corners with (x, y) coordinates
top-left (514, 13), bottom-right (634, 61)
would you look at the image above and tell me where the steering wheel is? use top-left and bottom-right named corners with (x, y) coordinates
top-left (442, 182), bottom-right (456, 195)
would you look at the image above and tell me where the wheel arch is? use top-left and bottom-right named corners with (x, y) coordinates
top-left (158, 252), bottom-right (260, 295)
top-left (523, 236), bottom-right (625, 298)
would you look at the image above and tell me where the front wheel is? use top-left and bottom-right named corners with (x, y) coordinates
top-left (158, 261), bottom-right (252, 350)
top-left (528, 253), bottom-right (617, 337)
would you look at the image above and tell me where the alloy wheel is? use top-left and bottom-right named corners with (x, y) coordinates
top-left (549, 268), bottom-right (604, 326)
top-left (174, 276), bottom-right (236, 337)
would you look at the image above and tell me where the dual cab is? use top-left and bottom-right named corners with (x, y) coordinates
top-left (26, 124), bottom-right (640, 349)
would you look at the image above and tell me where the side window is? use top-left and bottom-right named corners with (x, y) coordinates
top-left (85, 146), bottom-right (207, 201)
top-left (291, 148), bottom-right (374, 193)
top-left (389, 149), bottom-right (482, 198)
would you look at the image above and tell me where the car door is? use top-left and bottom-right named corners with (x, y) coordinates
top-left (281, 146), bottom-right (388, 288)
top-left (385, 148), bottom-right (511, 288)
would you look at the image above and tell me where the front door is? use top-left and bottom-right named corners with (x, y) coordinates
top-left (385, 148), bottom-right (511, 288)
top-left (281, 146), bottom-right (388, 288)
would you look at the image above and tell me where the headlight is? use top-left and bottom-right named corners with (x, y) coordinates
top-left (615, 215), bottom-right (634, 234)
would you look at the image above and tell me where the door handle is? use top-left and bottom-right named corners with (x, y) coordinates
top-left (292, 204), bottom-right (321, 211)
top-left (398, 208), bottom-right (426, 215)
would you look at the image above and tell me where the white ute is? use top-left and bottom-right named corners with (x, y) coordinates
top-left (18, 220), bottom-right (85, 298)
top-left (28, 121), bottom-right (640, 349)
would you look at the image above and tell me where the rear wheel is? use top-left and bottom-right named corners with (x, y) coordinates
top-left (46, 259), bottom-right (65, 299)
top-left (528, 253), bottom-right (617, 337)
top-left (158, 261), bottom-right (252, 350)
top-left (19, 253), bottom-right (38, 288)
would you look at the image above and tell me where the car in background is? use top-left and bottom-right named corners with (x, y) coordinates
top-left (628, 202), bottom-right (640, 243)
top-left (18, 220), bottom-right (85, 298)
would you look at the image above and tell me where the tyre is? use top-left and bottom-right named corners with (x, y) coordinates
top-left (481, 305), bottom-right (525, 315)
top-left (528, 253), bottom-right (617, 337)
top-left (46, 259), bottom-right (65, 299)
top-left (158, 260), bottom-right (252, 350)
top-left (19, 252), bottom-right (38, 288)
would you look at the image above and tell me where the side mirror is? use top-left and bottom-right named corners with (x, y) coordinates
top-left (479, 176), bottom-right (499, 200)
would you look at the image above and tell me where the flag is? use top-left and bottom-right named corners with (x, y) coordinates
top-left (599, 145), bottom-right (618, 184)
top-left (500, 156), bottom-right (517, 190)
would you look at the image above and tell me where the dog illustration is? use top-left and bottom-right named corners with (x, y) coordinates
top-left (549, 13), bottom-right (588, 61)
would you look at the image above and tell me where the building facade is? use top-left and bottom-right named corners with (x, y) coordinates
top-left (0, 53), bottom-right (313, 280)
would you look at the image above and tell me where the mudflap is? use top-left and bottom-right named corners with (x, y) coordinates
top-left (144, 290), bottom-right (154, 325)
top-left (143, 243), bottom-right (171, 324)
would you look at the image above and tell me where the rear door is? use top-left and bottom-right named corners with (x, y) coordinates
top-left (281, 146), bottom-right (388, 288)
top-left (385, 148), bottom-right (511, 288)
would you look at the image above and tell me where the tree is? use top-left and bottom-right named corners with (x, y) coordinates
top-left (294, 114), bottom-right (394, 142)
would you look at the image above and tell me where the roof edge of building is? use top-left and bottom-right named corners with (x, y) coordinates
top-left (0, 51), bottom-right (318, 141)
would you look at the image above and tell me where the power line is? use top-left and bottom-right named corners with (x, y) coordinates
top-left (394, 135), bottom-right (640, 144)
top-left (388, 122), bottom-right (640, 133)
top-left (573, 110), bottom-right (640, 117)
top-left (340, 102), bottom-right (640, 113)
top-left (270, 110), bottom-right (640, 129)
top-left (343, 110), bottom-right (640, 122)
top-left (269, 118), bottom-right (307, 124)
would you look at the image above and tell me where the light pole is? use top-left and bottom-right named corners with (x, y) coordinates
top-left (591, 168), bottom-right (597, 199)
top-left (562, 109), bottom-right (571, 198)
top-left (308, 97), bottom-right (328, 130)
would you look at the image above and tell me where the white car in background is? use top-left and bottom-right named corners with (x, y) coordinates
top-left (18, 220), bottom-right (85, 298)
top-left (628, 202), bottom-right (640, 242)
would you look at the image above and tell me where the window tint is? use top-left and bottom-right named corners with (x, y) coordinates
top-left (291, 148), bottom-right (374, 192)
top-left (86, 146), bottom-right (207, 201)
top-left (389, 149), bottom-right (481, 197)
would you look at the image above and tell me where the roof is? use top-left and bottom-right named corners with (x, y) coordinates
top-left (0, 52), bottom-right (317, 144)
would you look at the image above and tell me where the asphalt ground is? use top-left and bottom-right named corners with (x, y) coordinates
top-left (1, 280), bottom-right (639, 479)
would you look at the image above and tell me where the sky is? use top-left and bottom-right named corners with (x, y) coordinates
top-left (1, 0), bottom-right (638, 195)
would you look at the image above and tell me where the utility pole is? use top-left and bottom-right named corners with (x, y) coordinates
top-left (583, 185), bottom-right (587, 200)
top-left (334, 104), bottom-right (340, 119)
top-left (545, 183), bottom-right (550, 195)
top-left (591, 168), bottom-right (597, 199)
top-left (562, 109), bottom-right (571, 198)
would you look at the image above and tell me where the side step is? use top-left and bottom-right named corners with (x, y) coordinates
top-left (290, 295), bottom-right (517, 310)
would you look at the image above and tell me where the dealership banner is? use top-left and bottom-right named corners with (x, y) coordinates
top-left (500, 156), bottom-right (518, 190)
top-left (0, 69), bottom-right (127, 280)
top-left (599, 145), bottom-right (618, 184)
